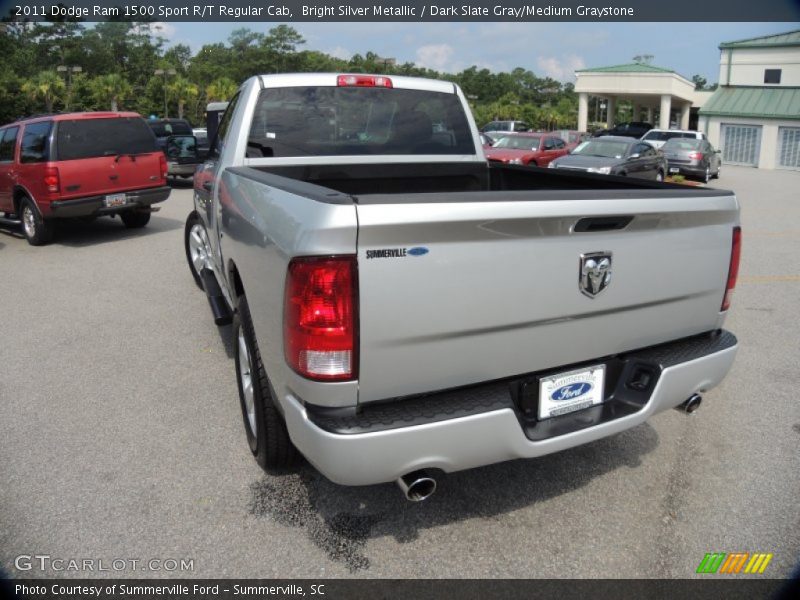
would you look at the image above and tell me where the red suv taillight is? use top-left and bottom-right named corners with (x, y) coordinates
top-left (159, 154), bottom-right (167, 179)
top-left (44, 166), bottom-right (60, 193)
top-left (284, 256), bottom-right (358, 381)
top-left (689, 151), bottom-right (704, 160)
top-left (721, 226), bottom-right (742, 311)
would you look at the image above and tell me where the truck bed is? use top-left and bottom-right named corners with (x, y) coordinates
top-left (224, 163), bottom-right (737, 403)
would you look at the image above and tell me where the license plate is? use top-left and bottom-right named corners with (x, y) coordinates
top-left (104, 193), bottom-right (127, 207)
top-left (538, 364), bottom-right (605, 420)
top-left (669, 167), bottom-right (680, 173)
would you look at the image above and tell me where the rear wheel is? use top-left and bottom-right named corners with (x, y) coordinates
top-left (234, 295), bottom-right (297, 470)
top-left (714, 164), bottom-right (721, 179)
top-left (655, 171), bottom-right (664, 182)
top-left (703, 166), bottom-right (710, 184)
top-left (184, 212), bottom-right (211, 290)
top-left (120, 210), bottom-right (150, 228)
top-left (20, 196), bottom-right (54, 246)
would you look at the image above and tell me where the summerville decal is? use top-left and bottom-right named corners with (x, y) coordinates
top-left (366, 247), bottom-right (429, 259)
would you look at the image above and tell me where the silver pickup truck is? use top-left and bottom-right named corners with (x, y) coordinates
top-left (184, 73), bottom-right (740, 501)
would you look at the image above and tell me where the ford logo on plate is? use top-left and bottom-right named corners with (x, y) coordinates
top-left (551, 382), bottom-right (593, 401)
top-left (408, 247), bottom-right (429, 256)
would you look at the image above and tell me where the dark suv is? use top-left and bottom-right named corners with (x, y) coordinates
top-left (0, 112), bottom-right (169, 245)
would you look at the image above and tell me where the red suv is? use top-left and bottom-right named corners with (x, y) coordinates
top-left (0, 112), bottom-right (170, 245)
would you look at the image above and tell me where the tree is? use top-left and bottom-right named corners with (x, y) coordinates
top-left (205, 77), bottom-right (238, 102)
top-left (90, 74), bottom-right (132, 111)
top-left (21, 71), bottom-right (65, 113)
top-left (168, 76), bottom-right (199, 119)
top-left (692, 74), bottom-right (708, 90)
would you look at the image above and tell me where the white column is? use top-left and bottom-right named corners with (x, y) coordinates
top-left (646, 107), bottom-right (654, 124)
top-left (578, 93), bottom-right (589, 133)
top-left (632, 105), bottom-right (641, 121)
top-left (680, 102), bottom-right (691, 129)
top-left (659, 94), bottom-right (672, 129)
top-left (606, 96), bottom-right (616, 128)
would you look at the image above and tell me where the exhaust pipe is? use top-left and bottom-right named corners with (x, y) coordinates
top-left (397, 470), bottom-right (437, 502)
top-left (675, 393), bottom-right (702, 414)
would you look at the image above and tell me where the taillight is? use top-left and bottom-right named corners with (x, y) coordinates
top-left (284, 256), bottom-right (358, 381)
top-left (721, 226), bottom-right (741, 311)
top-left (44, 166), bottom-right (59, 193)
top-left (689, 151), bottom-right (704, 160)
top-left (337, 74), bottom-right (392, 88)
top-left (158, 154), bottom-right (167, 179)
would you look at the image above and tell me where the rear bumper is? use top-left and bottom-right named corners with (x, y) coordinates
top-left (282, 330), bottom-right (738, 486)
top-left (667, 161), bottom-right (705, 177)
top-left (168, 162), bottom-right (199, 177)
top-left (48, 186), bottom-right (171, 218)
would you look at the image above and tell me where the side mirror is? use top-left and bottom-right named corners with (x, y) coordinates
top-left (165, 135), bottom-right (198, 160)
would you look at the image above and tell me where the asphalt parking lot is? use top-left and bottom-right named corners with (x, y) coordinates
top-left (1, 167), bottom-right (798, 579)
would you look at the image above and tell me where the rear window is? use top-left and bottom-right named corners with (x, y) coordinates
top-left (149, 121), bottom-right (193, 136)
top-left (55, 117), bottom-right (159, 161)
top-left (664, 138), bottom-right (704, 151)
top-left (247, 86), bottom-right (475, 157)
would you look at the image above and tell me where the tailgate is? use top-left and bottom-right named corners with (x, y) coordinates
top-left (57, 153), bottom-right (164, 199)
top-left (355, 191), bottom-right (739, 403)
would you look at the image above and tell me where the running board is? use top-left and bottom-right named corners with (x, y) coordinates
top-left (199, 268), bottom-right (233, 326)
top-left (0, 216), bottom-right (22, 226)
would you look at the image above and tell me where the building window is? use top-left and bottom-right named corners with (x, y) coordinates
top-left (764, 69), bottom-right (782, 84)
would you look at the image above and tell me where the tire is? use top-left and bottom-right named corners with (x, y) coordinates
top-left (120, 210), bottom-right (151, 228)
top-left (703, 166), bottom-right (710, 184)
top-left (184, 212), bottom-right (211, 290)
top-left (234, 294), bottom-right (297, 470)
top-left (714, 164), bottom-right (721, 179)
top-left (655, 170), bottom-right (664, 182)
top-left (19, 196), bottom-right (54, 246)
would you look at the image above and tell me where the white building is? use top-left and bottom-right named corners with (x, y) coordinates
top-left (699, 30), bottom-right (800, 170)
top-left (574, 63), bottom-right (702, 132)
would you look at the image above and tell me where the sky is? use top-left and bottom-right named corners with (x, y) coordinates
top-left (157, 21), bottom-right (800, 84)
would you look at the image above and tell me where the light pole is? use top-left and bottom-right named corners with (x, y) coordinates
top-left (57, 65), bottom-right (82, 111)
top-left (154, 68), bottom-right (177, 118)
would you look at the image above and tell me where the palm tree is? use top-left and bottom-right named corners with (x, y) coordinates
top-left (205, 77), bottom-right (238, 102)
top-left (90, 74), bottom-right (132, 111)
top-left (168, 76), bottom-right (199, 119)
top-left (21, 71), bottom-right (65, 113)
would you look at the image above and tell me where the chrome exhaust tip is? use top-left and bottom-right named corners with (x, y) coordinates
top-left (676, 393), bottom-right (702, 414)
top-left (397, 470), bottom-right (437, 502)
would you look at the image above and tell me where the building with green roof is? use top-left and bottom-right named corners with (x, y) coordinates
top-left (574, 62), bottom-right (708, 134)
top-left (698, 29), bottom-right (800, 169)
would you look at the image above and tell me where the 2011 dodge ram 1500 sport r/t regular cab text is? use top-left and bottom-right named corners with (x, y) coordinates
top-left (185, 73), bottom-right (740, 501)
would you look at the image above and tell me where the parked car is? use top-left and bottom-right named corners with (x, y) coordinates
top-left (146, 118), bottom-right (201, 178)
top-left (595, 122), bottom-right (653, 139)
top-left (481, 120), bottom-right (530, 135)
top-left (0, 112), bottom-right (169, 245)
top-left (640, 129), bottom-right (707, 150)
top-left (485, 132), bottom-right (569, 167)
top-left (662, 137), bottom-right (721, 183)
top-left (185, 73), bottom-right (739, 500)
top-left (549, 136), bottom-right (666, 181)
top-left (554, 130), bottom-right (591, 151)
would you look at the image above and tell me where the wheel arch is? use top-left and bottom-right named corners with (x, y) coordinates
top-left (13, 185), bottom-right (43, 219)
top-left (227, 259), bottom-right (245, 301)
